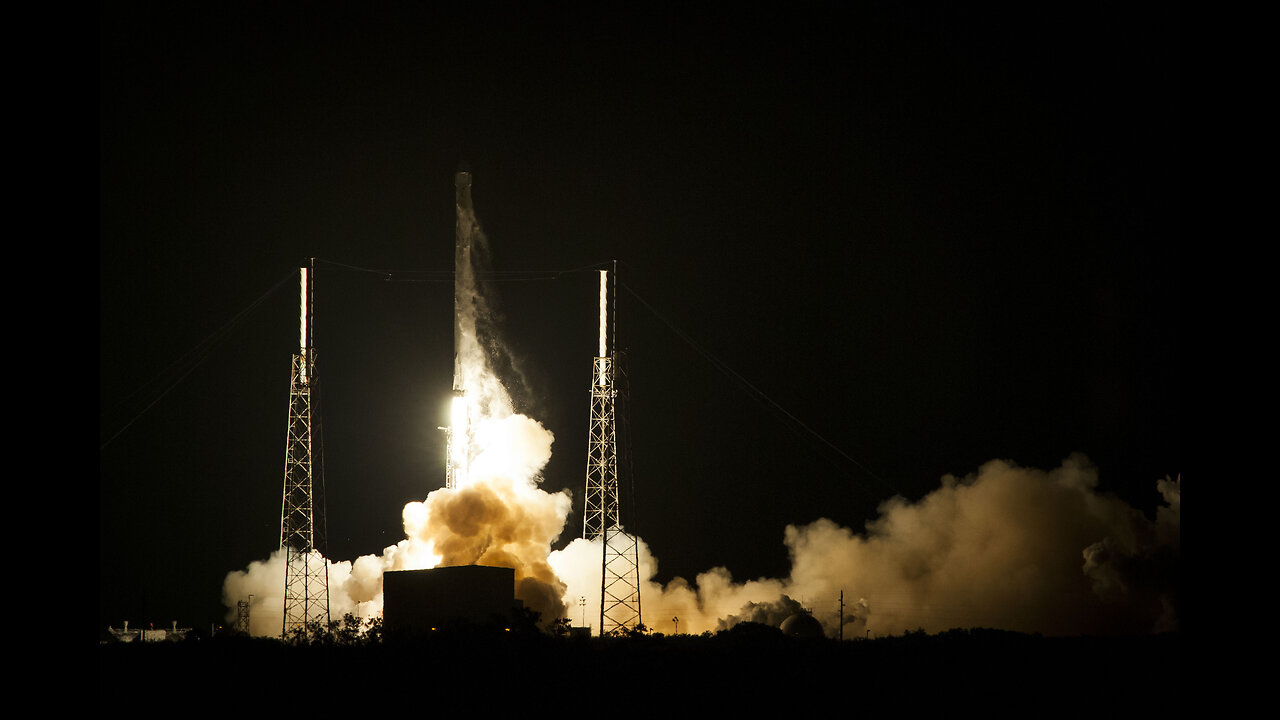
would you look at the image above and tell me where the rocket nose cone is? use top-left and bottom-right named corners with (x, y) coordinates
top-left (455, 169), bottom-right (472, 188)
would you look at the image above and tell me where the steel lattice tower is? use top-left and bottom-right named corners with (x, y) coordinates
top-left (235, 599), bottom-right (250, 634)
top-left (583, 263), bottom-right (642, 635)
top-left (280, 259), bottom-right (330, 636)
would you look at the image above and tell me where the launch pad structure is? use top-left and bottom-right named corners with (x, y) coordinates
top-left (271, 175), bottom-right (641, 638)
top-left (279, 258), bottom-right (331, 636)
top-left (583, 262), bottom-right (643, 635)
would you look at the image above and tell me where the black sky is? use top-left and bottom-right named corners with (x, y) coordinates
top-left (99, 2), bottom-right (1180, 630)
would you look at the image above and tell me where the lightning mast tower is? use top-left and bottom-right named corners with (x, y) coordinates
top-left (445, 171), bottom-right (474, 490)
top-left (280, 258), bottom-right (330, 636)
top-left (583, 262), bottom-right (642, 634)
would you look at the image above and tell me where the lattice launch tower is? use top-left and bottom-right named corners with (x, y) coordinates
top-left (583, 262), bottom-right (642, 634)
top-left (279, 258), bottom-right (330, 636)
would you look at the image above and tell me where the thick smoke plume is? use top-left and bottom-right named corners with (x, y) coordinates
top-left (223, 195), bottom-right (1178, 639)
top-left (223, 193), bottom-right (572, 634)
top-left (551, 454), bottom-right (1180, 637)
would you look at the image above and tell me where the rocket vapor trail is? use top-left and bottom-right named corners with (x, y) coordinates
top-left (221, 195), bottom-right (1179, 640)
top-left (223, 179), bottom-right (575, 635)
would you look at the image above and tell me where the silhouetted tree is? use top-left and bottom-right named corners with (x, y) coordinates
top-left (549, 617), bottom-right (572, 637)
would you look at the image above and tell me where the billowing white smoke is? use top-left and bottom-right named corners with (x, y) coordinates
top-left (222, 192), bottom-right (1177, 639)
top-left (221, 548), bottom-right (382, 637)
top-left (223, 192), bottom-right (573, 634)
top-left (227, 388), bottom-right (1178, 638)
top-left (549, 453), bottom-right (1180, 637)
top-left (222, 409), bottom-right (573, 634)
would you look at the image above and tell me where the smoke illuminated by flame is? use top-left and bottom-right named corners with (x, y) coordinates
top-left (222, 196), bottom-right (1179, 639)
top-left (552, 456), bottom-right (1179, 637)
top-left (223, 194), bottom-right (575, 635)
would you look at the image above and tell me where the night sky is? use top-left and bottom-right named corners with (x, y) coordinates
top-left (99, 2), bottom-right (1179, 631)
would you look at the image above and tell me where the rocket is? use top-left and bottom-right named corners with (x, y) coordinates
top-left (454, 170), bottom-right (472, 394)
top-left (446, 171), bottom-right (474, 489)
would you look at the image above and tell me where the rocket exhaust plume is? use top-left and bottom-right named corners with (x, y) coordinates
top-left (447, 170), bottom-right (475, 490)
top-left (550, 455), bottom-right (1180, 638)
top-left (224, 172), bottom-right (573, 633)
top-left (376, 170), bottom-right (572, 624)
top-left (223, 176), bottom-right (1179, 639)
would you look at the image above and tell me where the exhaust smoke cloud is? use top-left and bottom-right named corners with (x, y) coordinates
top-left (223, 192), bottom-right (574, 635)
top-left (227, 446), bottom-right (1180, 638)
top-left (549, 454), bottom-right (1180, 637)
top-left (223, 191), bottom-right (1178, 640)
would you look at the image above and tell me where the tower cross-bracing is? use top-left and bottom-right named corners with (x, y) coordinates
top-left (583, 263), bottom-right (642, 635)
top-left (280, 259), bottom-right (330, 636)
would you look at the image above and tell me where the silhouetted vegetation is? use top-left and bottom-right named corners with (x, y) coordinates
top-left (282, 613), bottom-right (384, 646)
top-left (99, 626), bottom-right (1179, 715)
